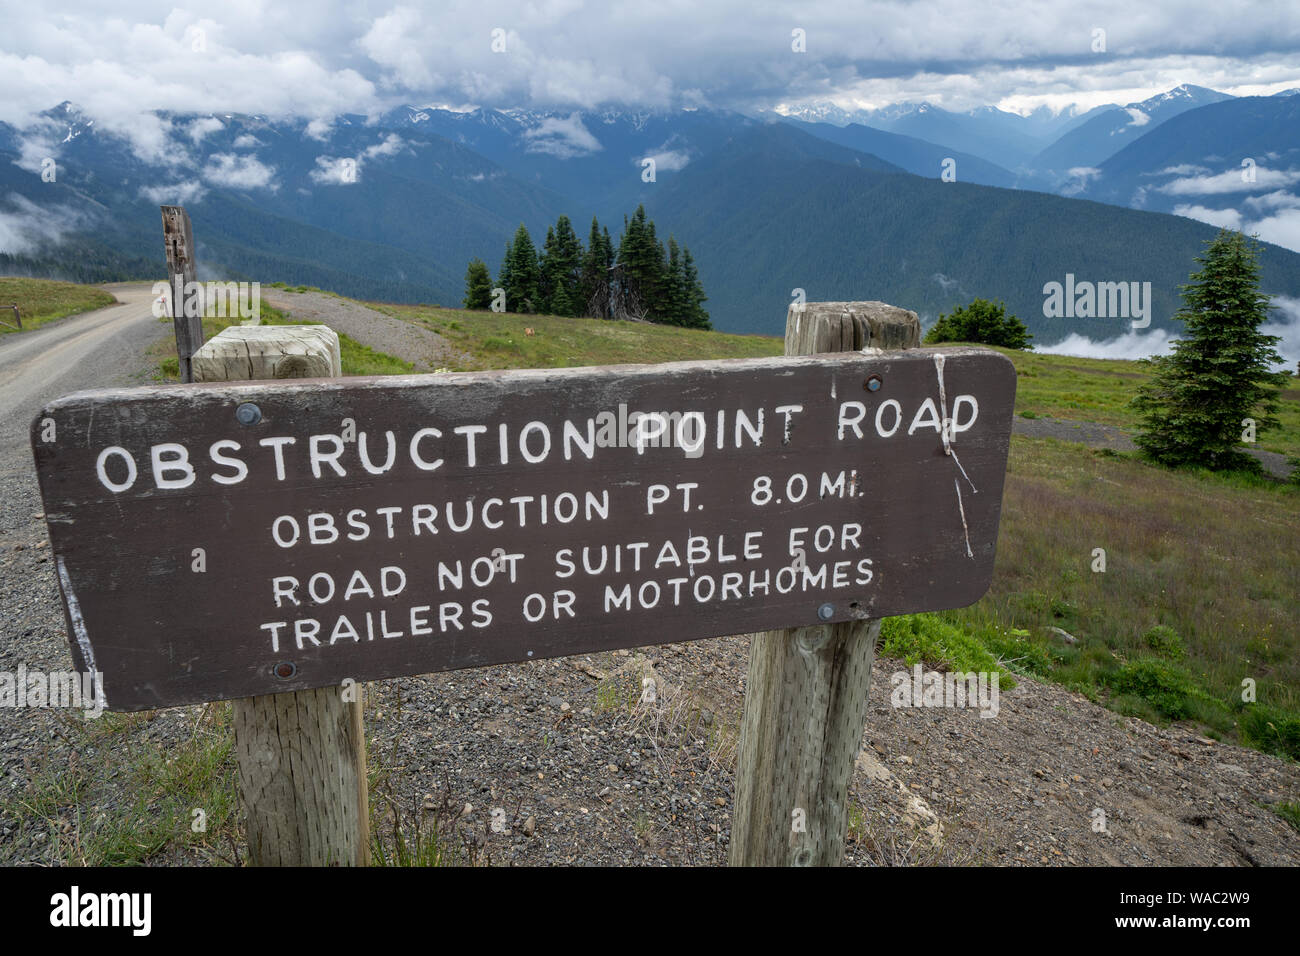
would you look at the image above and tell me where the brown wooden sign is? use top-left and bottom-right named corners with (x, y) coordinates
top-left (31, 347), bottom-right (1015, 711)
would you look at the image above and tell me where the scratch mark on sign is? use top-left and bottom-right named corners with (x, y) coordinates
top-left (934, 353), bottom-right (977, 559)
top-left (56, 555), bottom-right (108, 709)
top-left (953, 477), bottom-right (973, 559)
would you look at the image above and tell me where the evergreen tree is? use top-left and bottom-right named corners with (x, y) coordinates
top-left (502, 224), bottom-right (540, 313)
top-left (1131, 230), bottom-right (1287, 471)
top-left (478, 208), bottom-right (709, 326)
top-left (664, 238), bottom-right (686, 326)
top-left (495, 241), bottom-right (514, 311)
top-left (462, 257), bottom-right (493, 310)
top-left (679, 246), bottom-right (710, 329)
top-left (616, 205), bottom-right (665, 320)
top-left (578, 216), bottom-right (606, 317)
top-left (537, 225), bottom-right (558, 313)
top-left (923, 298), bottom-right (1031, 349)
top-left (540, 215), bottom-right (583, 317)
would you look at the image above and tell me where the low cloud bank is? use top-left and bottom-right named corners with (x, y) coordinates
top-left (1036, 295), bottom-right (1300, 370)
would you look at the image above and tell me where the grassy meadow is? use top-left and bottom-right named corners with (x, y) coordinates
top-left (941, 436), bottom-right (1299, 756)
top-left (378, 303), bottom-right (785, 368)
top-left (996, 346), bottom-right (1300, 460)
top-left (0, 277), bottom-right (116, 334)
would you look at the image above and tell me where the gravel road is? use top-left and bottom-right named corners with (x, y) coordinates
top-left (0, 283), bottom-right (190, 861)
top-left (1013, 415), bottom-right (1294, 479)
top-left (0, 283), bottom-right (166, 515)
top-left (261, 289), bottom-right (469, 371)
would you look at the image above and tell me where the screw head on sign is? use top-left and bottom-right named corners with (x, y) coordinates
top-left (235, 403), bottom-right (262, 426)
top-left (864, 375), bottom-right (882, 392)
top-left (274, 661), bottom-right (297, 679)
top-left (817, 603), bottom-right (834, 622)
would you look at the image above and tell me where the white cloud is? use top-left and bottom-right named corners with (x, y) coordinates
top-left (304, 118), bottom-right (334, 141)
top-left (1060, 166), bottom-right (1101, 196)
top-left (306, 134), bottom-right (405, 185)
top-left (1174, 196), bottom-right (1300, 253)
top-left (1152, 163), bottom-right (1209, 177)
top-left (232, 133), bottom-right (263, 149)
top-left (522, 114), bottom-right (602, 158)
top-left (0, 3), bottom-right (1297, 139)
top-left (1158, 167), bottom-right (1300, 196)
top-left (309, 156), bottom-right (359, 185)
top-left (203, 153), bottom-right (277, 190)
top-left (1245, 189), bottom-right (1300, 212)
top-left (1172, 204), bottom-right (1245, 229)
top-left (1264, 295), bottom-right (1300, 370)
top-left (358, 6), bottom-right (436, 89)
top-left (1039, 294), bottom-right (1300, 368)
top-left (187, 117), bottom-right (225, 144)
top-left (1036, 328), bottom-right (1178, 361)
top-left (643, 148), bottom-right (690, 172)
top-left (11, 124), bottom-right (62, 175)
top-left (1251, 206), bottom-right (1300, 252)
top-left (1119, 107), bottom-right (1150, 129)
top-left (362, 133), bottom-right (405, 160)
top-left (0, 193), bottom-right (92, 255)
top-left (139, 180), bottom-right (209, 204)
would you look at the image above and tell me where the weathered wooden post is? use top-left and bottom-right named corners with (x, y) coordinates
top-left (192, 325), bottom-right (369, 866)
top-left (730, 301), bottom-right (921, 867)
top-left (160, 205), bottom-right (204, 383)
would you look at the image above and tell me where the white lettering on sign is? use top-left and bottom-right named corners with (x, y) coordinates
top-left (83, 398), bottom-right (981, 496)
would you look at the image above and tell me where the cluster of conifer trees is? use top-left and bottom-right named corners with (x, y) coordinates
top-left (464, 205), bottom-right (709, 328)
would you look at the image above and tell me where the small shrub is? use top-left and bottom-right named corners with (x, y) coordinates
top-left (1239, 704), bottom-right (1300, 760)
top-left (1049, 597), bottom-right (1076, 621)
top-left (481, 336), bottom-right (520, 352)
top-left (1273, 802), bottom-right (1300, 832)
top-left (1143, 625), bottom-right (1185, 660)
top-left (978, 625), bottom-right (1052, 678)
top-left (879, 614), bottom-right (1011, 685)
top-left (1110, 693), bottom-right (1163, 724)
top-left (923, 298), bottom-right (1032, 349)
top-left (1106, 657), bottom-right (1196, 720)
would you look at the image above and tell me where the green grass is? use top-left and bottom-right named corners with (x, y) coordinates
top-left (0, 706), bottom-right (241, 865)
top-left (365, 313), bottom-right (1300, 459)
top-left (0, 277), bottom-right (116, 334)
top-left (376, 303), bottom-right (784, 370)
top-left (879, 614), bottom-right (1018, 688)
top-left (151, 302), bottom-right (413, 381)
top-left (981, 344), bottom-right (1300, 459)
top-left (922, 434), bottom-right (1300, 751)
top-left (1272, 801), bottom-right (1300, 832)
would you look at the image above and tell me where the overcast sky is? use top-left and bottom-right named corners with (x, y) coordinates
top-left (2, 0), bottom-right (1299, 143)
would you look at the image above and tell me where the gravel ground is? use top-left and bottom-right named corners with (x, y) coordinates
top-left (355, 644), bottom-right (1300, 867)
top-left (261, 289), bottom-right (470, 371)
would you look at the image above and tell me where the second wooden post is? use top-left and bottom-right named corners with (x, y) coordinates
top-left (193, 325), bottom-right (369, 866)
top-left (729, 300), bottom-right (920, 867)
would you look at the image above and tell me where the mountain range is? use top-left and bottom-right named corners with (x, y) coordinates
top-left (3, 84), bottom-right (1300, 342)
